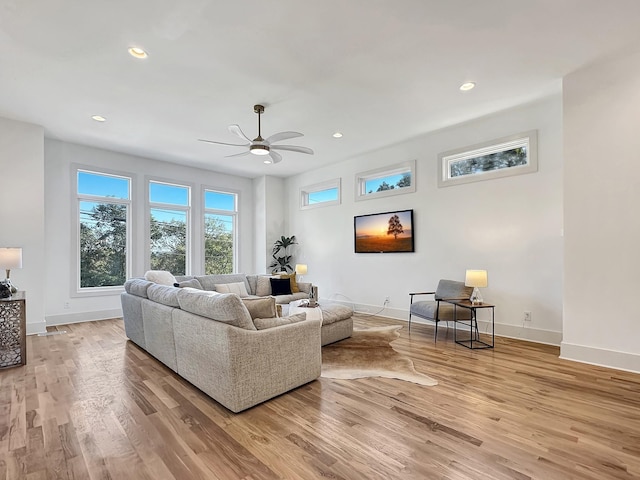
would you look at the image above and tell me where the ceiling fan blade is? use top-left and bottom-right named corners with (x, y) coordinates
top-left (229, 124), bottom-right (252, 142)
top-left (198, 139), bottom-right (249, 147)
top-left (225, 150), bottom-right (252, 158)
top-left (265, 131), bottom-right (303, 144)
top-left (270, 145), bottom-right (314, 155)
top-left (268, 150), bottom-right (282, 164)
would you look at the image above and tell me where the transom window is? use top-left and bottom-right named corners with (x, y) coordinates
top-left (204, 189), bottom-right (237, 274)
top-left (149, 181), bottom-right (190, 276)
top-left (356, 161), bottom-right (416, 201)
top-left (438, 130), bottom-right (538, 187)
top-left (76, 169), bottom-right (131, 291)
top-left (300, 178), bottom-right (341, 209)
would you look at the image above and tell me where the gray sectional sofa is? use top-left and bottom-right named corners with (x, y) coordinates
top-left (120, 273), bottom-right (353, 412)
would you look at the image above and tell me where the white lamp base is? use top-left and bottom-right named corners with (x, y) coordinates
top-left (470, 287), bottom-right (483, 305)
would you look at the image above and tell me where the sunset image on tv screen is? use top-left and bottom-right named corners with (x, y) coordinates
top-left (354, 210), bottom-right (413, 253)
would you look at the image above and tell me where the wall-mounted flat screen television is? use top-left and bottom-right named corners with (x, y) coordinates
top-left (354, 209), bottom-right (414, 253)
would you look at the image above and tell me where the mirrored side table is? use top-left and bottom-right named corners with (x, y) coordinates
top-left (0, 291), bottom-right (26, 368)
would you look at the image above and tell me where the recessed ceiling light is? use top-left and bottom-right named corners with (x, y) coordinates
top-left (332, 132), bottom-right (343, 138)
top-left (460, 82), bottom-right (476, 91)
top-left (91, 115), bottom-right (106, 122)
top-left (128, 47), bottom-right (148, 59)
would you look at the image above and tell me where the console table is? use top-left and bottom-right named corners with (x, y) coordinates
top-left (447, 299), bottom-right (494, 349)
top-left (0, 291), bottom-right (27, 368)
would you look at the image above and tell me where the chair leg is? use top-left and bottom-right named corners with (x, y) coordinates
top-left (408, 313), bottom-right (412, 333)
top-left (434, 320), bottom-right (438, 342)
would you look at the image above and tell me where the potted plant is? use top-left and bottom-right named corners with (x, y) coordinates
top-left (269, 235), bottom-right (297, 273)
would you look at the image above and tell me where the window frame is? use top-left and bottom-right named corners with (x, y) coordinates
top-left (202, 187), bottom-right (238, 274)
top-left (300, 178), bottom-right (342, 210)
top-left (72, 166), bottom-right (133, 297)
top-left (437, 130), bottom-right (538, 187)
top-left (146, 178), bottom-right (192, 276)
top-left (355, 160), bottom-right (416, 201)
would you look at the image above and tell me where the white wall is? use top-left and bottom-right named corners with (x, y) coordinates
top-left (286, 96), bottom-right (564, 344)
top-left (562, 48), bottom-right (640, 372)
top-left (0, 117), bottom-right (46, 334)
top-left (252, 175), bottom-right (287, 273)
top-left (44, 139), bottom-right (255, 326)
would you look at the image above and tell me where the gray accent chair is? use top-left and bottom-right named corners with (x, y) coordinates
top-left (409, 279), bottom-right (473, 340)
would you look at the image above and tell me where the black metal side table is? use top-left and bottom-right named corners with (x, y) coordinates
top-left (448, 299), bottom-right (495, 349)
top-left (0, 291), bottom-right (27, 368)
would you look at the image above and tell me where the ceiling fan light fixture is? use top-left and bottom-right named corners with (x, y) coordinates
top-left (250, 144), bottom-right (270, 155)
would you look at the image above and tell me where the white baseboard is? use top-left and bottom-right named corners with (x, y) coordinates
top-left (27, 321), bottom-right (47, 335)
top-left (45, 308), bottom-right (123, 326)
top-left (560, 342), bottom-right (640, 374)
top-left (348, 301), bottom-right (562, 346)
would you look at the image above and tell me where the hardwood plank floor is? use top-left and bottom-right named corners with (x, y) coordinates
top-left (1, 316), bottom-right (639, 479)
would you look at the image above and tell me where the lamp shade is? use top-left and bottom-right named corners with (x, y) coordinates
top-left (295, 264), bottom-right (308, 275)
top-left (0, 248), bottom-right (22, 269)
top-left (465, 269), bottom-right (487, 288)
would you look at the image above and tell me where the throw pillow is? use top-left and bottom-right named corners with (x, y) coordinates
top-left (279, 272), bottom-right (300, 293)
top-left (173, 278), bottom-right (203, 290)
top-left (270, 277), bottom-right (292, 296)
top-left (253, 313), bottom-right (307, 330)
top-left (256, 275), bottom-right (276, 296)
top-left (214, 282), bottom-right (249, 297)
top-left (241, 296), bottom-right (277, 320)
top-left (144, 270), bottom-right (177, 286)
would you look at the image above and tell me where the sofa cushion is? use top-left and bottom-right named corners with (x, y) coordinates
top-left (215, 281), bottom-right (249, 297)
top-left (253, 313), bottom-right (307, 330)
top-left (195, 274), bottom-right (251, 294)
top-left (147, 284), bottom-right (181, 307)
top-left (124, 278), bottom-right (153, 298)
top-left (173, 278), bottom-right (203, 290)
top-left (279, 272), bottom-right (300, 293)
top-left (270, 277), bottom-right (292, 296)
top-left (320, 304), bottom-right (354, 326)
top-left (256, 275), bottom-right (277, 296)
top-left (273, 292), bottom-right (309, 305)
top-left (177, 289), bottom-right (256, 330)
top-left (241, 296), bottom-right (277, 320)
top-left (144, 270), bottom-right (177, 286)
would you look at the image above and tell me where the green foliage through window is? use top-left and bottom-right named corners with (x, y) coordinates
top-left (77, 170), bottom-right (131, 289)
top-left (450, 147), bottom-right (527, 178)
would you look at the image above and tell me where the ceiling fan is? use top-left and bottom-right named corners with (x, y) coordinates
top-left (198, 104), bottom-right (314, 164)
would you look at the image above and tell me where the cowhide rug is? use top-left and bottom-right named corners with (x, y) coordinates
top-left (321, 325), bottom-right (437, 386)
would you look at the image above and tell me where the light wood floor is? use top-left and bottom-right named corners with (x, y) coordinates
top-left (1, 316), bottom-right (639, 479)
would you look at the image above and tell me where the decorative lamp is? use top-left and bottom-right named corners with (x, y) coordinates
top-left (465, 269), bottom-right (487, 305)
top-left (0, 247), bottom-right (23, 293)
top-left (295, 264), bottom-right (307, 281)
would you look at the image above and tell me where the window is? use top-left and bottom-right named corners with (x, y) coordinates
top-left (355, 160), bottom-right (416, 201)
top-left (300, 178), bottom-right (341, 209)
top-left (204, 189), bottom-right (237, 274)
top-left (76, 169), bottom-right (131, 291)
top-left (438, 130), bottom-right (538, 187)
top-left (149, 181), bottom-right (190, 275)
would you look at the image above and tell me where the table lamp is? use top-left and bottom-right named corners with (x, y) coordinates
top-left (465, 269), bottom-right (487, 305)
top-left (0, 247), bottom-right (23, 293)
top-left (295, 264), bottom-right (307, 281)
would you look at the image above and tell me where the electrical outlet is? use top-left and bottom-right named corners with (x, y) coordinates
top-left (64, 302), bottom-right (70, 309)
top-left (524, 311), bottom-right (532, 322)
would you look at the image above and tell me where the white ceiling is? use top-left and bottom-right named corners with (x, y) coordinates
top-left (2, 0), bottom-right (640, 179)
